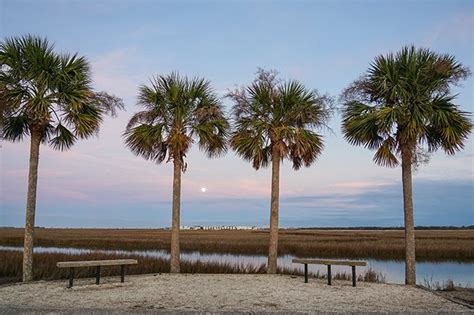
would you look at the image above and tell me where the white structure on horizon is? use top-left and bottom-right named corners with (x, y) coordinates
top-left (180, 225), bottom-right (257, 230)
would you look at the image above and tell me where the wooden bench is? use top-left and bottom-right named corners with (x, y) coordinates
top-left (292, 259), bottom-right (368, 287)
top-left (56, 259), bottom-right (138, 288)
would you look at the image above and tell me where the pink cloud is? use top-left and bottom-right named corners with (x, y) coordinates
top-left (4, 169), bottom-right (71, 178)
top-left (178, 177), bottom-right (270, 200)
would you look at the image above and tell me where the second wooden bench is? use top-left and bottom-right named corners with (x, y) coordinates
top-left (292, 258), bottom-right (368, 287)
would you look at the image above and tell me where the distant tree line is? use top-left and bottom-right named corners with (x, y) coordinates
top-left (297, 226), bottom-right (474, 230)
top-left (2, 225), bottom-right (472, 230)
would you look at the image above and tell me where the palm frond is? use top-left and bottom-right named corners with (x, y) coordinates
top-left (49, 124), bottom-right (76, 151)
top-left (426, 101), bottom-right (472, 155)
top-left (123, 124), bottom-right (168, 162)
top-left (373, 136), bottom-right (399, 167)
top-left (194, 118), bottom-right (229, 158)
top-left (341, 101), bottom-right (384, 150)
top-left (90, 92), bottom-right (125, 118)
top-left (1, 115), bottom-right (30, 141)
top-left (63, 103), bottom-right (103, 139)
top-left (288, 129), bottom-right (324, 170)
top-left (231, 129), bottom-right (270, 170)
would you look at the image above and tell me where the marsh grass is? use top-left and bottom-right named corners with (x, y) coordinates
top-left (422, 277), bottom-right (459, 291)
top-left (0, 250), bottom-right (384, 283)
top-left (0, 228), bottom-right (472, 261)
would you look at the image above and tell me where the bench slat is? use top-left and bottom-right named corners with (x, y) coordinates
top-left (292, 259), bottom-right (367, 266)
top-left (57, 259), bottom-right (137, 268)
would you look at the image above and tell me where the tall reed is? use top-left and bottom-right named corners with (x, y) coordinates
top-left (0, 251), bottom-right (385, 283)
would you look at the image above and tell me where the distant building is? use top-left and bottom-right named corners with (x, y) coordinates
top-left (179, 225), bottom-right (257, 230)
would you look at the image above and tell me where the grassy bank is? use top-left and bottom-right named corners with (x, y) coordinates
top-left (0, 251), bottom-right (385, 283)
top-left (1, 228), bottom-right (473, 262)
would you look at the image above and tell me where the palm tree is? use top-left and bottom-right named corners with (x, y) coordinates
top-left (228, 69), bottom-right (332, 274)
top-left (341, 46), bottom-right (471, 285)
top-left (123, 73), bottom-right (229, 273)
top-left (0, 35), bottom-right (124, 282)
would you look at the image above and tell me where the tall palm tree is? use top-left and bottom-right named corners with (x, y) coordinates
top-left (228, 69), bottom-right (332, 274)
top-left (0, 35), bottom-right (124, 282)
top-left (123, 73), bottom-right (229, 273)
top-left (341, 46), bottom-right (471, 285)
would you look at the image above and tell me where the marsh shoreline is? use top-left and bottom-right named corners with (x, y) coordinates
top-left (1, 228), bottom-right (473, 262)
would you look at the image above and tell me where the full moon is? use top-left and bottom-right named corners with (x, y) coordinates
top-left (200, 187), bottom-right (207, 193)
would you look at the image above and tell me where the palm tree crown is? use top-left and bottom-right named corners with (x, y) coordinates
top-left (229, 69), bottom-right (332, 169)
top-left (0, 35), bottom-right (123, 148)
top-left (124, 72), bottom-right (229, 167)
top-left (341, 46), bottom-right (471, 166)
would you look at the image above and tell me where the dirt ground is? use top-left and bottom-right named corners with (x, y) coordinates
top-left (437, 288), bottom-right (474, 307)
top-left (0, 274), bottom-right (471, 314)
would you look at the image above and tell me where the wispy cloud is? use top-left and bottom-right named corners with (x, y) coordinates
top-left (90, 49), bottom-right (141, 99)
top-left (424, 12), bottom-right (474, 46)
top-left (329, 180), bottom-right (395, 194)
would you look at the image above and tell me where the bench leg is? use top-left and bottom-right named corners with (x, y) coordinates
top-left (96, 266), bottom-right (101, 285)
top-left (121, 265), bottom-right (125, 283)
top-left (304, 264), bottom-right (308, 283)
top-left (68, 268), bottom-right (74, 288)
top-left (327, 265), bottom-right (332, 285)
top-left (352, 266), bottom-right (356, 287)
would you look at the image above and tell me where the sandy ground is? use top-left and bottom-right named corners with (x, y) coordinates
top-left (0, 274), bottom-right (471, 314)
top-left (437, 288), bottom-right (474, 307)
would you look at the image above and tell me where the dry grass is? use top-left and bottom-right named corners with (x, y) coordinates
top-left (1, 228), bottom-right (472, 261)
top-left (422, 278), bottom-right (474, 307)
top-left (0, 250), bottom-right (384, 283)
top-left (423, 278), bottom-right (457, 291)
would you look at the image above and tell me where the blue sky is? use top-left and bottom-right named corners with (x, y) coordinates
top-left (0, 0), bottom-right (473, 228)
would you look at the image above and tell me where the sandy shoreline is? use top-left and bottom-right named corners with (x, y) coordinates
top-left (0, 274), bottom-right (471, 314)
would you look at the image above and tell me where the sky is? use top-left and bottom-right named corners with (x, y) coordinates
top-left (0, 0), bottom-right (473, 228)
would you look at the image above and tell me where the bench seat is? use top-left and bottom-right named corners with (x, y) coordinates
top-left (292, 259), bottom-right (367, 267)
top-left (57, 259), bottom-right (138, 268)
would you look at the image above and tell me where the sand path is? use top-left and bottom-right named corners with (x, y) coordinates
top-left (0, 274), bottom-right (471, 314)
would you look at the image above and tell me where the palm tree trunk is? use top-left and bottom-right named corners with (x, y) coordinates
top-left (401, 145), bottom-right (416, 285)
top-left (23, 129), bottom-right (41, 282)
top-left (170, 158), bottom-right (181, 273)
top-left (267, 147), bottom-right (280, 274)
